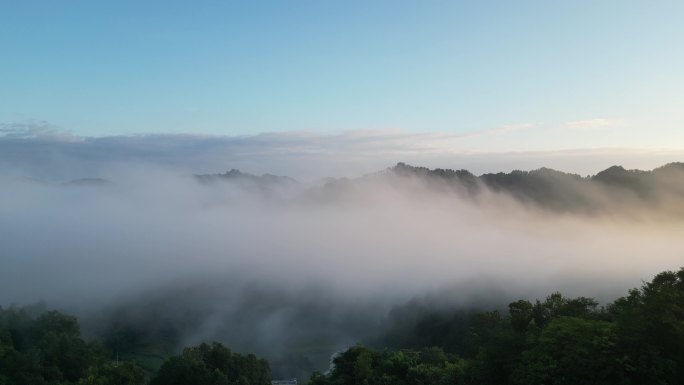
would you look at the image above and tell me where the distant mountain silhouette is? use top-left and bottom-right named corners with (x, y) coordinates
top-left (196, 168), bottom-right (299, 185)
top-left (392, 162), bottom-right (479, 192)
top-left (195, 169), bottom-right (301, 198)
top-left (52, 162), bottom-right (684, 214)
top-left (380, 162), bottom-right (684, 213)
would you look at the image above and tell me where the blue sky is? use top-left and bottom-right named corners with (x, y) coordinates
top-left (1, 0), bottom-right (683, 150)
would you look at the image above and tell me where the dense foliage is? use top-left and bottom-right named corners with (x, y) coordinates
top-left (313, 268), bottom-right (684, 385)
top-left (0, 307), bottom-right (269, 385)
top-left (1, 267), bottom-right (682, 384)
top-left (0, 305), bottom-right (146, 385)
top-left (149, 342), bottom-right (270, 385)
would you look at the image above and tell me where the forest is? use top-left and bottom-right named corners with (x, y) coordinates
top-left (1, 267), bottom-right (682, 385)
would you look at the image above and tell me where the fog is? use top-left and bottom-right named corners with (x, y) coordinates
top-left (1, 159), bottom-right (683, 376)
top-left (3, 166), bottom-right (681, 304)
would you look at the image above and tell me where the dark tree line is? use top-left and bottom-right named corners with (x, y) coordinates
top-left (149, 343), bottom-right (270, 385)
top-left (390, 162), bottom-right (684, 213)
top-left (0, 306), bottom-right (146, 385)
top-left (0, 307), bottom-right (270, 385)
top-left (311, 267), bottom-right (684, 385)
top-left (2, 267), bottom-right (683, 384)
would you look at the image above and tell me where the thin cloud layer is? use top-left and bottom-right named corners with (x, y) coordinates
top-left (564, 118), bottom-right (621, 130)
top-left (2, 123), bottom-right (683, 182)
top-left (1, 164), bottom-right (682, 308)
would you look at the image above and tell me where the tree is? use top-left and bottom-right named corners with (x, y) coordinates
top-left (0, 306), bottom-right (146, 385)
top-left (512, 317), bottom-right (626, 385)
top-left (609, 268), bottom-right (684, 383)
top-left (77, 362), bottom-right (147, 385)
top-left (150, 342), bottom-right (270, 385)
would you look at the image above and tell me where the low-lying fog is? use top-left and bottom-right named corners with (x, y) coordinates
top-left (1, 162), bottom-right (683, 375)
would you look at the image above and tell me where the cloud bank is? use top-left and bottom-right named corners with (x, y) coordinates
top-left (2, 122), bottom-right (684, 182)
top-left (2, 163), bottom-right (683, 327)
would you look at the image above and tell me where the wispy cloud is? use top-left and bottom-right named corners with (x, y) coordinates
top-left (0, 121), bottom-right (78, 141)
top-left (478, 122), bottom-right (538, 135)
top-left (1, 120), bottom-right (681, 181)
top-left (564, 118), bottom-right (622, 130)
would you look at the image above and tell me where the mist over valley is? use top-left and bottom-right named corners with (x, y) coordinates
top-left (2, 160), bottom-right (683, 380)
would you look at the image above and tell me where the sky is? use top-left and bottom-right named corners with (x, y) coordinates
top-left (2, 0), bottom-right (683, 154)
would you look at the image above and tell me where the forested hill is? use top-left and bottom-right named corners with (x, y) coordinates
top-left (194, 169), bottom-right (302, 199)
top-left (195, 169), bottom-right (299, 187)
top-left (377, 162), bottom-right (684, 213)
